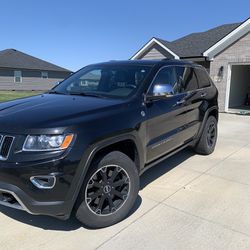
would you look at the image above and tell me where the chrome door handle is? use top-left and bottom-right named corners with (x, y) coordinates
top-left (176, 99), bottom-right (186, 105)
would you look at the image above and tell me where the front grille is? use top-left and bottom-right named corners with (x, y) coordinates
top-left (0, 135), bottom-right (14, 160)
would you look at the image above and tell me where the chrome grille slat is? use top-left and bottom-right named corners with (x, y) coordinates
top-left (0, 135), bottom-right (14, 161)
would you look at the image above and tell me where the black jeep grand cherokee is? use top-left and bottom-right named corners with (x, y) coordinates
top-left (0, 60), bottom-right (218, 228)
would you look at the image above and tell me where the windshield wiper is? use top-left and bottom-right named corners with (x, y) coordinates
top-left (47, 90), bottom-right (66, 95)
top-left (69, 92), bottom-right (107, 98)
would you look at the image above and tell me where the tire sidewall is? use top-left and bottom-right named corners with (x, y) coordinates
top-left (204, 116), bottom-right (218, 154)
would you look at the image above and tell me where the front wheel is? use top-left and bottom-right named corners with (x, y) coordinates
top-left (194, 116), bottom-right (218, 155)
top-left (75, 151), bottom-right (140, 228)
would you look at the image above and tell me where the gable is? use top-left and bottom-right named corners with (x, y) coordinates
top-left (204, 18), bottom-right (250, 58)
top-left (138, 43), bottom-right (175, 60)
top-left (131, 38), bottom-right (179, 60)
top-left (214, 32), bottom-right (250, 60)
top-left (131, 19), bottom-right (250, 60)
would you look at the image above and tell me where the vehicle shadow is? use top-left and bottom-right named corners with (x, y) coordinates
top-left (0, 148), bottom-right (193, 231)
top-left (140, 148), bottom-right (195, 190)
top-left (0, 195), bottom-right (142, 232)
top-left (0, 206), bottom-right (82, 231)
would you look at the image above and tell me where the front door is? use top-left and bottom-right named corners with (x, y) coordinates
top-left (145, 66), bottom-right (191, 163)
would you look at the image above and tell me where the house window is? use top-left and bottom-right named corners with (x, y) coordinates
top-left (14, 70), bottom-right (22, 83)
top-left (41, 71), bottom-right (48, 79)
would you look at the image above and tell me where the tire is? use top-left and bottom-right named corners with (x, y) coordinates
top-left (194, 116), bottom-right (218, 155)
top-left (75, 151), bottom-right (140, 228)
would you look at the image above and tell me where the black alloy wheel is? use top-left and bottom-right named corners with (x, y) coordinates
top-left (75, 151), bottom-right (139, 228)
top-left (194, 115), bottom-right (218, 155)
top-left (207, 122), bottom-right (216, 148)
top-left (85, 165), bottom-right (130, 216)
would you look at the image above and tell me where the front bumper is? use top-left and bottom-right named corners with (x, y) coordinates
top-left (0, 157), bottom-right (80, 220)
top-left (0, 182), bottom-right (71, 219)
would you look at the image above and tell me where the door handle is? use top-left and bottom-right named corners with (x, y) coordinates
top-left (201, 93), bottom-right (207, 98)
top-left (176, 99), bottom-right (186, 105)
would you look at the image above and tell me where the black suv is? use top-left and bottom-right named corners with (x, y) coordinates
top-left (0, 60), bottom-right (218, 228)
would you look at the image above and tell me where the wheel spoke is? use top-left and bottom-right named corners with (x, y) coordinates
top-left (100, 168), bottom-right (108, 182)
top-left (109, 168), bottom-right (120, 182)
top-left (113, 177), bottom-right (127, 187)
top-left (107, 195), bottom-right (115, 212)
top-left (93, 182), bottom-right (102, 188)
top-left (113, 190), bottom-right (124, 200)
top-left (88, 181), bottom-right (102, 189)
top-left (96, 196), bottom-right (106, 211)
top-left (89, 189), bottom-right (102, 201)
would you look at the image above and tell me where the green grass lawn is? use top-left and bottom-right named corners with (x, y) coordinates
top-left (0, 91), bottom-right (44, 103)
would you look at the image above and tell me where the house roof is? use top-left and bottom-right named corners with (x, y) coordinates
top-left (131, 18), bottom-right (250, 59)
top-left (0, 49), bottom-right (71, 72)
top-left (156, 23), bottom-right (241, 57)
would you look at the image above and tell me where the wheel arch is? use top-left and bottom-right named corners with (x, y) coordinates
top-left (194, 106), bottom-right (219, 144)
top-left (68, 133), bottom-right (144, 216)
top-left (86, 134), bottom-right (143, 172)
top-left (208, 107), bottom-right (219, 121)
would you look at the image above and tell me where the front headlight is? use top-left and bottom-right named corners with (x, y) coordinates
top-left (23, 134), bottom-right (74, 151)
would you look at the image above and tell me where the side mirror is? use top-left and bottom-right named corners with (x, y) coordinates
top-left (152, 84), bottom-right (174, 96)
top-left (146, 84), bottom-right (174, 102)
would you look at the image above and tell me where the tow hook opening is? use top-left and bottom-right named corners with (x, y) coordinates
top-left (30, 175), bottom-right (56, 189)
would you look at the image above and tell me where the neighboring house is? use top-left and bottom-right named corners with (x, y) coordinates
top-left (0, 49), bottom-right (72, 91)
top-left (131, 17), bottom-right (250, 113)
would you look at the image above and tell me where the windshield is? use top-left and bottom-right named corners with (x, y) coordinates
top-left (53, 64), bottom-right (152, 98)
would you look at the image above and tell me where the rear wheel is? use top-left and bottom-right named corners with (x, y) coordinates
top-left (75, 151), bottom-right (139, 228)
top-left (194, 116), bottom-right (218, 155)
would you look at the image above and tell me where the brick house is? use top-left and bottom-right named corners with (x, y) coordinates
top-left (131, 18), bottom-right (250, 113)
top-left (0, 49), bottom-right (72, 91)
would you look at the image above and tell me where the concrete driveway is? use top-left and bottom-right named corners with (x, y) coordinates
top-left (1, 113), bottom-right (250, 250)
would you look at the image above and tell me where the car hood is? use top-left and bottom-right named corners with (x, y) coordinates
top-left (0, 94), bottom-right (126, 134)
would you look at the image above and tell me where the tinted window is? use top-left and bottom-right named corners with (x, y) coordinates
top-left (54, 65), bottom-right (152, 98)
top-left (176, 66), bottom-right (198, 92)
top-left (195, 68), bottom-right (211, 88)
top-left (150, 66), bottom-right (178, 94)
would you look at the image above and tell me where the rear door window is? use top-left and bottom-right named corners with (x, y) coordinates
top-left (175, 66), bottom-right (198, 92)
top-left (195, 68), bottom-right (211, 89)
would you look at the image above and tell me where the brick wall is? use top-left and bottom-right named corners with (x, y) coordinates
top-left (210, 32), bottom-right (250, 111)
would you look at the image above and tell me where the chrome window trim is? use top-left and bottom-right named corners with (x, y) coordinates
top-left (145, 64), bottom-right (211, 97)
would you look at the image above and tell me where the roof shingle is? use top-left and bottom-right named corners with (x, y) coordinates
top-left (0, 49), bottom-right (71, 72)
top-left (156, 22), bottom-right (241, 58)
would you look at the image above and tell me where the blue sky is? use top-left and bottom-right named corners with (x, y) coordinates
top-left (0, 0), bottom-right (249, 71)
